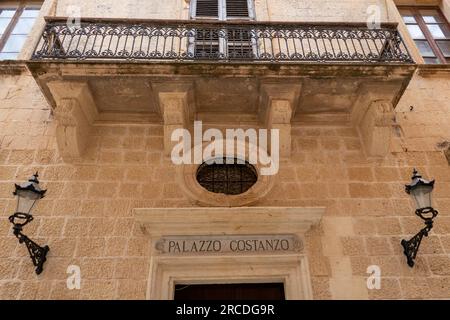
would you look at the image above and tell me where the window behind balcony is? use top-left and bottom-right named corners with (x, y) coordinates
top-left (0, 1), bottom-right (41, 60)
top-left (191, 0), bottom-right (255, 59)
top-left (398, 6), bottom-right (450, 64)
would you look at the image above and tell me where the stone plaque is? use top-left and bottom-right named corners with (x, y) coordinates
top-left (155, 235), bottom-right (303, 255)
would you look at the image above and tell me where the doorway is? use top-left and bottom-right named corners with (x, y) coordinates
top-left (174, 283), bottom-right (285, 300)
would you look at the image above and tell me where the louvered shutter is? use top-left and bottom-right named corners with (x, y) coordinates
top-left (192, 0), bottom-right (254, 60)
top-left (226, 0), bottom-right (249, 18)
top-left (193, 1), bottom-right (220, 58)
top-left (225, 0), bottom-right (252, 59)
top-left (195, 0), bottom-right (219, 18)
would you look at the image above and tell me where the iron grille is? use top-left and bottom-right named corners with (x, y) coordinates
top-left (32, 18), bottom-right (414, 63)
top-left (196, 158), bottom-right (258, 195)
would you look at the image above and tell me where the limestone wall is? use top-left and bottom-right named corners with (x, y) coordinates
top-left (55, 0), bottom-right (187, 19)
top-left (394, 72), bottom-right (450, 153)
top-left (0, 68), bottom-right (450, 299)
top-left (1, 0), bottom-right (450, 301)
top-left (52, 0), bottom-right (390, 22)
top-left (256, 0), bottom-right (390, 22)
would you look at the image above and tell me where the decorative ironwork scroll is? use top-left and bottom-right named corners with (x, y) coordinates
top-left (9, 213), bottom-right (49, 275)
top-left (32, 18), bottom-right (414, 63)
top-left (401, 208), bottom-right (438, 267)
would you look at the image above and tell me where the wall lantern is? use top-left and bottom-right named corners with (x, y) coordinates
top-left (8, 173), bottom-right (49, 275)
top-left (401, 169), bottom-right (438, 267)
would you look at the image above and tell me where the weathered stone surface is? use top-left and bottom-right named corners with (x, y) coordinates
top-left (0, 0), bottom-right (449, 301)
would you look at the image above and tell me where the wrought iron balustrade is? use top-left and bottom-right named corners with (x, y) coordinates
top-left (32, 18), bottom-right (414, 63)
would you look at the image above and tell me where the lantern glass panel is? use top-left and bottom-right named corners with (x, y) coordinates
top-left (410, 184), bottom-right (433, 210)
top-left (15, 189), bottom-right (40, 214)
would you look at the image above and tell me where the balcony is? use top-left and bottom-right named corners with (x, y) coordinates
top-left (32, 18), bottom-right (413, 63)
top-left (26, 18), bottom-right (417, 160)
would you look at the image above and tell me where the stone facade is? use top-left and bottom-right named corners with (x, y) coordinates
top-left (1, 0), bottom-right (450, 300)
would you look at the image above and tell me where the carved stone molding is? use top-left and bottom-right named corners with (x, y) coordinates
top-left (47, 81), bottom-right (96, 161)
top-left (175, 139), bottom-right (277, 207)
top-left (136, 206), bottom-right (322, 300)
top-left (259, 83), bottom-right (302, 158)
top-left (360, 100), bottom-right (395, 157)
top-left (350, 81), bottom-right (402, 157)
top-left (153, 82), bottom-right (194, 156)
top-left (134, 206), bottom-right (325, 237)
top-left (147, 254), bottom-right (313, 300)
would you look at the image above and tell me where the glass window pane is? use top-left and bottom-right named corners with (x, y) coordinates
top-left (402, 16), bottom-right (416, 23)
top-left (0, 9), bottom-right (16, 18)
top-left (0, 52), bottom-right (18, 60)
top-left (423, 16), bottom-right (439, 23)
top-left (424, 57), bottom-right (440, 64)
top-left (407, 25), bottom-right (425, 39)
top-left (21, 8), bottom-right (40, 18)
top-left (0, 18), bottom-right (11, 34)
top-left (437, 40), bottom-right (450, 57)
top-left (2, 34), bottom-right (27, 52)
top-left (426, 24), bottom-right (448, 39)
top-left (12, 18), bottom-right (36, 34)
top-left (415, 40), bottom-right (436, 57)
top-left (419, 10), bottom-right (443, 23)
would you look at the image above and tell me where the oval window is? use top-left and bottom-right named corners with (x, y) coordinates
top-left (196, 158), bottom-right (258, 195)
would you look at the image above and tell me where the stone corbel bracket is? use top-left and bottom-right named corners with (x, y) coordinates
top-left (351, 82), bottom-right (401, 157)
top-left (47, 81), bottom-right (98, 161)
top-left (152, 82), bottom-right (195, 156)
top-left (259, 82), bottom-right (302, 158)
top-left (134, 206), bottom-right (325, 238)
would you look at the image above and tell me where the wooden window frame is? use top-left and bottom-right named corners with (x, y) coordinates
top-left (189, 0), bottom-right (256, 59)
top-left (398, 5), bottom-right (450, 64)
top-left (0, 0), bottom-right (42, 57)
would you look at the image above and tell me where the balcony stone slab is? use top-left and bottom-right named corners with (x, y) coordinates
top-left (27, 61), bottom-right (416, 161)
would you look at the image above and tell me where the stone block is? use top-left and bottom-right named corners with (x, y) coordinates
top-left (75, 238), bottom-right (105, 257)
top-left (427, 277), bottom-right (450, 298)
top-left (38, 217), bottom-right (65, 237)
top-left (350, 256), bottom-right (371, 276)
top-left (47, 238), bottom-right (77, 257)
top-left (87, 182), bottom-right (118, 198)
top-left (428, 256), bottom-right (450, 276)
top-left (400, 278), bottom-right (431, 299)
top-left (341, 236), bottom-right (366, 256)
top-left (105, 237), bottom-right (127, 257)
top-left (366, 237), bottom-right (393, 256)
top-left (64, 218), bottom-right (91, 237)
top-left (311, 277), bottom-right (332, 300)
top-left (81, 258), bottom-right (116, 279)
top-left (0, 281), bottom-right (22, 300)
top-left (117, 280), bottom-right (146, 300)
top-left (368, 278), bottom-right (401, 299)
top-left (80, 280), bottom-right (117, 300)
top-left (374, 217), bottom-right (402, 235)
top-left (115, 258), bottom-right (147, 280)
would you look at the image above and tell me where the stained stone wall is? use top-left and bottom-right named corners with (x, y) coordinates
top-left (255, 0), bottom-right (390, 22)
top-left (53, 0), bottom-right (391, 21)
top-left (0, 0), bottom-right (450, 300)
top-left (55, 0), bottom-right (187, 19)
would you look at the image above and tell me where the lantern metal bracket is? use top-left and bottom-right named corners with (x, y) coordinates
top-left (401, 208), bottom-right (438, 268)
top-left (9, 212), bottom-right (49, 275)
